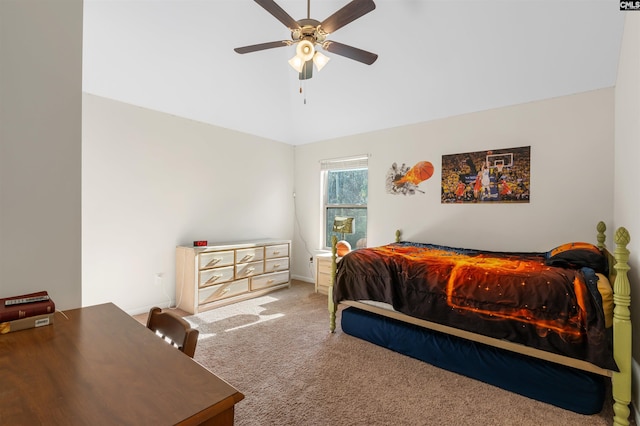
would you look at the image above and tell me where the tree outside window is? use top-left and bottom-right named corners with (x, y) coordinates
top-left (322, 159), bottom-right (368, 249)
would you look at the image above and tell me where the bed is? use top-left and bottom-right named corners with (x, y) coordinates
top-left (328, 222), bottom-right (632, 425)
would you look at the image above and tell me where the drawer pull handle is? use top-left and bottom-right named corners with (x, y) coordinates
top-left (244, 267), bottom-right (255, 275)
top-left (240, 254), bottom-right (254, 262)
top-left (212, 287), bottom-right (231, 299)
top-left (272, 250), bottom-right (280, 255)
top-left (206, 258), bottom-right (221, 267)
top-left (205, 275), bottom-right (222, 284)
top-left (267, 279), bottom-right (274, 284)
top-left (273, 264), bottom-right (280, 268)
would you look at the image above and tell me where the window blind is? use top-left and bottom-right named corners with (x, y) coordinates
top-left (320, 155), bottom-right (369, 171)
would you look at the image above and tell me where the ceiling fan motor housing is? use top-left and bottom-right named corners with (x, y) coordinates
top-left (292, 19), bottom-right (326, 44)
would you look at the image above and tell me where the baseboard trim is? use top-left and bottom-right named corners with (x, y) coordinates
top-left (291, 274), bottom-right (314, 284)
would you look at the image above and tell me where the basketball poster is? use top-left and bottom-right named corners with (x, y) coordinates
top-left (441, 146), bottom-right (530, 203)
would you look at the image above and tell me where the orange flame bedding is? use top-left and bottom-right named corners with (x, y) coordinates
top-left (334, 242), bottom-right (616, 371)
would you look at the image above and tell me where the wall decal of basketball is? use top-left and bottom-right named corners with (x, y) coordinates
top-left (387, 160), bottom-right (435, 195)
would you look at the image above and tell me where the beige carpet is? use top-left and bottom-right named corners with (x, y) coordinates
top-left (186, 281), bottom-right (622, 426)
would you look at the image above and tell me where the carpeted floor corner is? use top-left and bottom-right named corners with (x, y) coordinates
top-left (185, 281), bottom-right (624, 426)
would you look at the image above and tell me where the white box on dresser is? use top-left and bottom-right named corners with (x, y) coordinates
top-left (176, 239), bottom-right (291, 314)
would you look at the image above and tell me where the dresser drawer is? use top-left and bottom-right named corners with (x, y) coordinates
top-left (236, 260), bottom-right (264, 278)
top-left (198, 265), bottom-right (234, 288)
top-left (236, 247), bottom-right (264, 263)
top-left (317, 258), bottom-right (333, 274)
top-left (265, 244), bottom-right (289, 259)
top-left (264, 257), bottom-right (289, 273)
top-left (315, 254), bottom-right (338, 295)
top-left (251, 271), bottom-right (289, 291)
top-left (316, 271), bottom-right (331, 295)
top-left (199, 279), bottom-right (249, 304)
top-left (199, 250), bottom-right (234, 270)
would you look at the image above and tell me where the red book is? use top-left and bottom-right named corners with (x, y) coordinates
top-left (0, 291), bottom-right (55, 322)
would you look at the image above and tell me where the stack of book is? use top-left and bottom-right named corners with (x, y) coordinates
top-left (0, 291), bottom-right (55, 334)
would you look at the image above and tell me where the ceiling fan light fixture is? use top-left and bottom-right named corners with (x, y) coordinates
top-left (296, 39), bottom-right (315, 62)
top-left (288, 55), bottom-right (305, 73)
top-left (313, 51), bottom-right (330, 72)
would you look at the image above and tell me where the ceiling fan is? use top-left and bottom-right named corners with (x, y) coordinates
top-left (234, 0), bottom-right (378, 80)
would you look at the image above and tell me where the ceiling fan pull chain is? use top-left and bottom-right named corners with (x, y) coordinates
top-left (298, 81), bottom-right (307, 105)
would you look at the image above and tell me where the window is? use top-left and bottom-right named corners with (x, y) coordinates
top-left (321, 156), bottom-right (368, 249)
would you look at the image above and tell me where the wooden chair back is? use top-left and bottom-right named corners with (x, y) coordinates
top-left (146, 307), bottom-right (199, 358)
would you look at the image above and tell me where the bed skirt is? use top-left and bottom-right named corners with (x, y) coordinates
top-left (341, 307), bottom-right (606, 415)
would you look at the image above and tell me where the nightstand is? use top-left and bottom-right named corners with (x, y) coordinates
top-left (315, 253), bottom-right (337, 295)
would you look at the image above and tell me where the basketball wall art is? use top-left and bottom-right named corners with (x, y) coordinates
top-left (386, 161), bottom-right (435, 195)
top-left (441, 146), bottom-right (530, 203)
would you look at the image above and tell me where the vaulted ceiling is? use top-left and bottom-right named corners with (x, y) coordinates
top-left (82, 1), bottom-right (625, 145)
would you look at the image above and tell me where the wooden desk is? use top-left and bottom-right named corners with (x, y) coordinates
top-left (0, 303), bottom-right (244, 425)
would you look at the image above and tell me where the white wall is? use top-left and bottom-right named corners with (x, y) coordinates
top-left (614, 14), bottom-right (640, 415)
top-left (0, 0), bottom-right (83, 310)
top-left (292, 88), bottom-right (615, 282)
top-left (615, 13), bottom-right (640, 354)
top-left (82, 94), bottom-right (295, 314)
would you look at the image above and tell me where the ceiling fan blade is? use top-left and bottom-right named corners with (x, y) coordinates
top-left (254, 0), bottom-right (301, 30)
top-left (322, 41), bottom-right (378, 65)
top-left (320, 0), bottom-right (376, 34)
top-left (234, 40), bottom-right (292, 54)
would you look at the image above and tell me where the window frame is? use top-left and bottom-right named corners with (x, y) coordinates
top-left (320, 155), bottom-right (369, 250)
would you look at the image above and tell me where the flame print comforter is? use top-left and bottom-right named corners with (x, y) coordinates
top-left (334, 242), bottom-right (616, 371)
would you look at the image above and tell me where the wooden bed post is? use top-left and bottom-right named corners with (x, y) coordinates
top-left (612, 227), bottom-right (632, 426)
top-left (329, 235), bottom-right (338, 333)
top-left (596, 221), bottom-right (606, 251)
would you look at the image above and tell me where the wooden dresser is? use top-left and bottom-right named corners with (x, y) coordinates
top-left (176, 239), bottom-right (290, 314)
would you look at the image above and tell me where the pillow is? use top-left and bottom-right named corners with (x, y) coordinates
top-left (545, 242), bottom-right (607, 273)
top-left (596, 273), bottom-right (614, 328)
